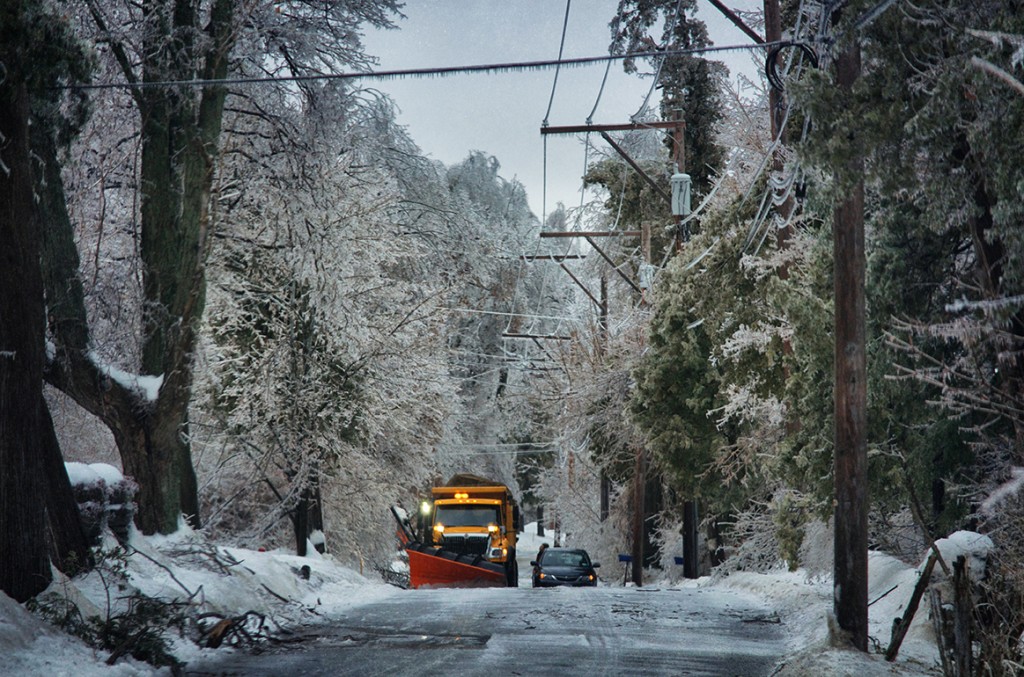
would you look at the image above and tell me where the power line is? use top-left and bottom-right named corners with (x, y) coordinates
top-left (441, 307), bottom-right (581, 323)
top-left (441, 445), bottom-right (560, 456)
top-left (542, 0), bottom-right (574, 127)
top-left (61, 43), bottom-right (798, 91)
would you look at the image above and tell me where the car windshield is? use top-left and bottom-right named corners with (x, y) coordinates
top-left (435, 505), bottom-right (501, 528)
top-left (542, 550), bottom-right (590, 567)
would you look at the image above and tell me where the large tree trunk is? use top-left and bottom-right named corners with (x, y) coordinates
top-left (0, 77), bottom-right (52, 602)
top-left (115, 0), bottom-right (231, 534)
top-left (40, 399), bottom-right (93, 575)
top-left (38, 0), bottom-right (234, 536)
top-left (294, 487), bottom-right (311, 557)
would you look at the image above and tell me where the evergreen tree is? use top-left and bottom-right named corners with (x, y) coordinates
top-left (1, 0), bottom-right (93, 601)
top-left (611, 0), bottom-right (725, 196)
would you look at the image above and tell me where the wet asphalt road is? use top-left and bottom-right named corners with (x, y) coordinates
top-left (184, 584), bottom-right (787, 676)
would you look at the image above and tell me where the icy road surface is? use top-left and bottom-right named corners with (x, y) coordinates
top-left (185, 583), bottom-right (787, 676)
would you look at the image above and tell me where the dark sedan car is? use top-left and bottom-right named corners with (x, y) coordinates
top-left (531, 547), bottom-right (600, 587)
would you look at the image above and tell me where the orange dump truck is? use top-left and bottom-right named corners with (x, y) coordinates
top-left (399, 474), bottom-right (522, 588)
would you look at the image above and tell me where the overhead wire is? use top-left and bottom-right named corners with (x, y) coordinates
top-left (61, 43), bottom-right (800, 92)
top-left (586, 58), bottom-right (614, 124)
top-left (510, 0), bottom-right (576, 347)
top-left (550, 128), bottom-right (598, 340)
top-left (739, 0), bottom-right (819, 256)
top-left (542, 0), bottom-right (574, 128)
top-left (521, 0), bottom-right (575, 356)
top-left (534, 0), bottom-right (637, 349)
top-left (632, 0), bottom-right (687, 120)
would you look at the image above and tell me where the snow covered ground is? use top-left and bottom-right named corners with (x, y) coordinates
top-left (3, 522), bottom-right (990, 675)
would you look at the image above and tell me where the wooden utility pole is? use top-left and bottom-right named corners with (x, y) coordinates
top-left (665, 110), bottom-right (701, 580)
top-left (832, 26), bottom-right (868, 651)
top-left (539, 118), bottom-right (688, 583)
top-left (631, 175), bottom-right (656, 586)
top-left (630, 444), bottom-right (646, 585)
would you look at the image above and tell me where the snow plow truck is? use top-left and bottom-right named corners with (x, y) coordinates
top-left (393, 474), bottom-right (523, 588)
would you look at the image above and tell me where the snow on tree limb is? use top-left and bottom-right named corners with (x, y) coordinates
top-left (969, 56), bottom-right (1024, 97)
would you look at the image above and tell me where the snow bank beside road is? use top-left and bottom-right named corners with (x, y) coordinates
top-left (0, 589), bottom-right (154, 677)
top-left (707, 548), bottom-right (951, 675)
top-left (4, 526), bottom-right (398, 675)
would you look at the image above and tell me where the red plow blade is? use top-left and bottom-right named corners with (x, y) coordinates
top-left (406, 543), bottom-right (508, 589)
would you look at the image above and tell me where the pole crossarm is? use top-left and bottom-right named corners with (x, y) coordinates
top-left (539, 230), bottom-right (642, 238)
top-left (502, 333), bottom-right (573, 340)
top-left (540, 121), bottom-right (682, 135)
top-left (519, 254), bottom-right (588, 260)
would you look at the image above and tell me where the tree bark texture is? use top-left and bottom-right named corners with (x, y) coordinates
top-left (295, 489), bottom-right (310, 557)
top-left (40, 399), bottom-right (93, 575)
top-left (832, 38), bottom-right (869, 651)
top-left (885, 550), bottom-right (938, 661)
top-left (953, 556), bottom-right (973, 676)
top-left (128, 0), bottom-right (233, 533)
top-left (683, 500), bottom-right (699, 579)
top-left (39, 0), bottom-right (235, 535)
top-left (0, 77), bottom-right (53, 602)
top-left (311, 484), bottom-right (326, 554)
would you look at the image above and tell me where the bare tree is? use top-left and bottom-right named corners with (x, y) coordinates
top-left (42, 0), bottom-right (401, 535)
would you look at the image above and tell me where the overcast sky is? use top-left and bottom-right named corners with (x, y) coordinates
top-left (363, 1), bottom-right (764, 221)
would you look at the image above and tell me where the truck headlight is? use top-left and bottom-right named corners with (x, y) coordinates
top-left (489, 547), bottom-right (503, 558)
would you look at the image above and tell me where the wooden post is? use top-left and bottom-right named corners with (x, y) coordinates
top-left (930, 588), bottom-right (954, 675)
top-left (706, 0), bottom-right (765, 44)
top-left (682, 501), bottom-right (699, 578)
top-left (885, 550), bottom-right (938, 661)
top-left (832, 29), bottom-right (868, 651)
top-left (599, 274), bottom-right (609, 351)
top-left (631, 444), bottom-right (646, 585)
top-left (670, 113), bottom-right (701, 579)
top-left (600, 471), bottom-right (610, 522)
top-left (953, 556), bottom-right (973, 676)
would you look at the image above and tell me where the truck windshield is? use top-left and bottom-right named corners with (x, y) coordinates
top-left (435, 505), bottom-right (501, 528)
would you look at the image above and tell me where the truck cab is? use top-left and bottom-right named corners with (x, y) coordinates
top-left (424, 483), bottom-right (521, 586)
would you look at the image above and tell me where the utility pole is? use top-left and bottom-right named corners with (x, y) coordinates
top-left (599, 274), bottom-right (611, 523)
top-left (832, 20), bottom-right (868, 651)
top-left (666, 110), bottom-right (701, 580)
top-left (539, 118), bottom-right (688, 584)
top-left (630, 444), bottom-right (646, 585)
top-left (631, 175), bottom-right (655, 587)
